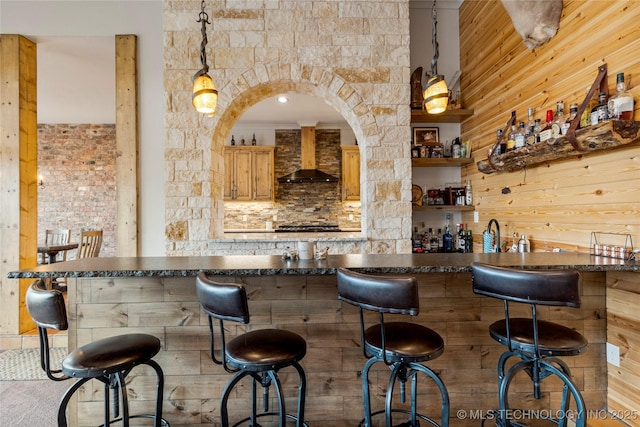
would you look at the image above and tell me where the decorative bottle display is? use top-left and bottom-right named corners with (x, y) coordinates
top-left (533, 119), bottom-right (541, 144)
top-left (251, 133), bottom-right (257, 146)
top-left (539, 110), bottom-right (554, 143)
top-left (231, 135), bottom-right (236, 146)
top-left (515, 122), bottom-right (526, 149)
top-left (590, 92), bottom-right (609, 125)
top-left (580, 86), bottom-right (598, 128)
top-left (506, 125), bottom-right (517, 152)
top-left (465, 180), bottom-right (473, 206)
top-left (608, 72), bottom-right (634, 120)
top-left (551, 100), bottom-right (565, 138)
top-left (443, 226), bottom-right (453, 253)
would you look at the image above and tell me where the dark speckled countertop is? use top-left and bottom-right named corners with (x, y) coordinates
top-left (7, 253), bottom-right (639, 279)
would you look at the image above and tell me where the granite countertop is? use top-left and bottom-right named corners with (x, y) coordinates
top-left (8, 253), bottom-right (639, 279)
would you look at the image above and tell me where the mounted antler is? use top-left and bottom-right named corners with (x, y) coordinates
top-left (501, 0), bottom-right (563, 50)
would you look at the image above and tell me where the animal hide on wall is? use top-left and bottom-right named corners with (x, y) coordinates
top-left (501, 0), bottom-right (563, 50)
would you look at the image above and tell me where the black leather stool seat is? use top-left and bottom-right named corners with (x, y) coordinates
top-left (489, 318), bottom-right (588, 357)
top-left (63, 334), bottom-right (161, 378)
top-left (226, 329), bottom-right (306, 371)
top-left (365, 322), bottom-right (444, 363)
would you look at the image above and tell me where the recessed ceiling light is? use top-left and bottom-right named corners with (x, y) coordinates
top-left (277, 95), bottom-right (289, 103)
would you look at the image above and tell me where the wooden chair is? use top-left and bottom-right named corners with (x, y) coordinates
top-left (77, 229), bottom-right (103, 259)
top-left (40, 229), bottom-right (71, 264)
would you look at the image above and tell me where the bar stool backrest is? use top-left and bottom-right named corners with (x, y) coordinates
top-left (25, 279), bottom-right (69, 381)
top-left (336, 268), bottom-right (419, 315)
top-left (196, 272), bottom-right (250, 324)
top-left (471, 263), bottom-right (581, 308)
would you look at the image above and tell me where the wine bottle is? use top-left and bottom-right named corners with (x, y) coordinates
top-left (590, 92), bottom-right (609, 125)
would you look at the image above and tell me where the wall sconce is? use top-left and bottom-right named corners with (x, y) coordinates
top-left (423, 0), bottom-right (449, 114)
top-left (38, 174), bottom-right (44, 188)
top-left (192, 0), bottom-right (218, 116)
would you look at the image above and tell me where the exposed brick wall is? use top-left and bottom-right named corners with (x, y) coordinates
top-left (37, 124), bottom-right (116, 257)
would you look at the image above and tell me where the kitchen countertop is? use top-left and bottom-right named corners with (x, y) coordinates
top-left (8, 252), bottom-right (639, 279)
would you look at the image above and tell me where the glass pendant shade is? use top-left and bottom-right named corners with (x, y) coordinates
top-left (192, 73), bottom-right (218, 115)
top-left (423, 74), bottom-right (449, 114)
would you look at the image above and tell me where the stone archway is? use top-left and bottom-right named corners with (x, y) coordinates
top-left (208, 69), bottom-right (377, 242)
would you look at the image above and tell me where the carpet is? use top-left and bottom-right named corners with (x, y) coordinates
top-left (0, 348), bottom-right (66, 381)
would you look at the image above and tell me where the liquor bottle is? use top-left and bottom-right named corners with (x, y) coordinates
top-left (580, 87), bottom-right (598, 128)
top-left (525, 125), bottom-right (535, 146)
top-left (527, 107), bottom-right (535, 131)
top-left (533, 119), bottom-right (541, 144)
top-left (515, 122), bottom-right (526, 149)
top-left (506, 125), bottom-right (517, 152)
top-left (412, 226), bottom-right (422, 253)
top-left (457, 224), bottom-right (466, 253)
top-left (231, 135), bottom-right (236, 146)
top-left (465, 180), bottom-right (473, 206)
top-left (590, 92), bottom-right (609, 125)
top-left (251, 133), bottom-right (257, 146)
top-left (495, 129), bottom-right (505, 155)
top-left (429, 229), bottom-right (439, 253)
top-left (539, 110), bottom-right (554, 143)
top-left (563, 103), bottom-right (579, 134)
top-left (452, 137), bottom-right (462, 158)
top-left (551, 101), bottom-right (565, 138)
top-left (608, 73), bottom-right (635, 120)
top-left (437, 228), bottom-right (443, 252)
top-left (443, 226), bottom-right (453, 253)
top-left (466, 228), bottom-right (473, 253)
top-left (422, 228), bottom-right (431, 253)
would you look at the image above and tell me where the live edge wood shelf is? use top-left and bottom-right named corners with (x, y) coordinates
top-left (477, 120), bottom-right (640, 174)
top-left (412, 157), bottom-right (474, 167)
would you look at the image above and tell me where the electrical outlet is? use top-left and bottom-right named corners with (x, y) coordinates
top-left (474, 211), bottom-right (479, 223)
top-left (242, 215), bottom-right (248, 222)
top-left (606, 342), bottom-right (620, 367)
top-left (348, 214), bottom-right (354, 221)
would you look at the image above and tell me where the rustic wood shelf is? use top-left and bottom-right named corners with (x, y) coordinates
top-left (477, 120), bottom-right (640, 174)
top-left (412, 157), bottom-right (473, 167)
top-left (411, 108), bottom-right (474, 124)
top-left (412, 205), bottom-right (474, 212)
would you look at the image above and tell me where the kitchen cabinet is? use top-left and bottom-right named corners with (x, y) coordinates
top-left (341, 145), bottom-right (360, 201)
top-left (224, 146), bottom-right (275, 201)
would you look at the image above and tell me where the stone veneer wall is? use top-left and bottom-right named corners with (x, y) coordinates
top-left (37, 124), bottom-right (116, 257)
top-left (164, 0), bottom-right (412, 255)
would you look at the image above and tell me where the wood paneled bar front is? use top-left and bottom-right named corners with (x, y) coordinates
top-left (9, 254), bottom-right (640, 427)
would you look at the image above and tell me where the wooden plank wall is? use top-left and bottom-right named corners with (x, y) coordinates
top-left (459, 0), bottom-right (640, 253)
top-left (606, 271), bottom-right (640, 426)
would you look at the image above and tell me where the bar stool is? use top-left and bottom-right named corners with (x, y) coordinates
top-left (336, 268), bottom-right (449, 427)
top-left (195, 272), bottom-right (308, 427)
top-left (25, 279), bottom-right (169, 427)
top-left (471, 263), bottom-right (588, 427)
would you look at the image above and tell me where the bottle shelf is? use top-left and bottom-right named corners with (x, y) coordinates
top-left (413, 205), bottom-right (474, 212)
top-left (412, 157), bottom-right (473, 167)
top-left (477, 120), bottom-right (640, 174)
top-left (411, 108), bottom-right (474, 124)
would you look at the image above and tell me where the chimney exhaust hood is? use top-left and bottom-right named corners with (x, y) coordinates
top-left (277, 125), bottom-right (339, 183)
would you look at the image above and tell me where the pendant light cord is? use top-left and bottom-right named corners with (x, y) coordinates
top-left (197, 0), bottom-right (210, 75)
top-left (430, 0), bottom-right (439, 77)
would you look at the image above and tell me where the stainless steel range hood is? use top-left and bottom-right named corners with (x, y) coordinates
top-left (277, 125), bottom-right (339, 183)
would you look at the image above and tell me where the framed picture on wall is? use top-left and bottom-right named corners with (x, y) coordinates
top-left (413, 127), bottom-right (439, 146)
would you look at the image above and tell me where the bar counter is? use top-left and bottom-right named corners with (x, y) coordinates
top-left (9, 254), bottom-right (640, 426)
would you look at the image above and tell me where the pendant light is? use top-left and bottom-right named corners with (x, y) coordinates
top-left (192, 0), bottom-right (218, 116)
top-left (423, 0), bottom-right (448, 114)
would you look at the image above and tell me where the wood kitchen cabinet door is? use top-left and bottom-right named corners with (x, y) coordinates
top-left (341, 145), bottom-right (360, 201)
top-left (253, 148), bottom-right (274, 201)
top-left (224, 146), bottom-right (274, 201)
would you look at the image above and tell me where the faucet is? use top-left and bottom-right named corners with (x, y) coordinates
top-left (487, 219), bottom-right (501, 252)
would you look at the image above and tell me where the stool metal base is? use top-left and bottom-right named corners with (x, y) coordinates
top-left (492, 351), bottom-right (586, 427)
top-left (361, 357), bottom-right (449, 427)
